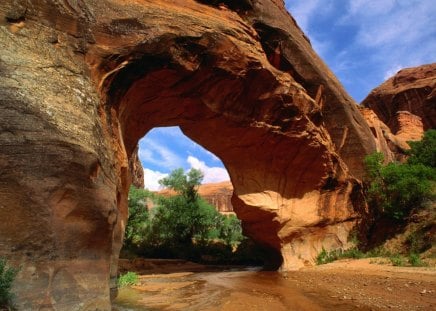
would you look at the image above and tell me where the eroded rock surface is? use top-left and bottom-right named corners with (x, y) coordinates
top-left (361, 63), bottom-right (435, 161)
top-left (0, 0), bottom-right (374, 309)
top-left (362, 63), bottom-right (436, 134)
top-left (129, 145), bottom-right (145, 188)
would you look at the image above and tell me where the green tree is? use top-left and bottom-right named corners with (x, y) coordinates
top-left (159, 168), bottom-right (203, 202)
top-left (123, 168), bottom-right (248, 263)
top-left (124, 186), bottom-right (152, 248)
top-left (218, 214), bottom-right (244, 246)
top-left (151, 169), bottom-right (219, 245)
top-left (407, 129), bottom-right (436, 167)
top-left (364, 130), bottom-right (435, 220)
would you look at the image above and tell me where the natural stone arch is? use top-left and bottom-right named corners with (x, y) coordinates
top-left (0, 0), bottom-right (373, 309)
top-left (94, 14), bottom-right (362, 295)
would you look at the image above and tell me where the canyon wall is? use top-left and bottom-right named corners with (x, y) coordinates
top-left (0, 0), bottom-right (379, 309)
top-left (362, 63), bottom-right (435, 134)
top-left (361, 63), bottom-right (435, 160)
top-left (198, 181), bottom-right (234, 213)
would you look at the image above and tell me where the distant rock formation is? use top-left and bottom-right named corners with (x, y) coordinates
top-left (157, 181), bottom-right (234, 214)
top-left (198, 181), bottom-right (234, 213)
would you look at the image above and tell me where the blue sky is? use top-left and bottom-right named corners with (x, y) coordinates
top-left (286, 0), bottom-right (436, 101)
top-left (139, 0), bottom-right (436, 190)
top-left (139, 127), bottom-right (229, 190)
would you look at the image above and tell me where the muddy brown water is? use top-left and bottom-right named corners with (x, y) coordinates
top-left (113, 267), bottom-right (365, 311)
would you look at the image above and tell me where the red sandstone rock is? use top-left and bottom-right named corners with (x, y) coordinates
top-left (198, 181), bottom-right (234, 213)
top-left (129, 145), bottom-right (145, 189)
top-left (359, 107), bottom-right (409, 162)
top-left (394, 111), bottom-right (425, 143)
top-left (0, 0), bottom-right (373, 308)
top-left (362, 63), bottom-right (436, 132)
top-left (361, 63), bottom-right (435, 160)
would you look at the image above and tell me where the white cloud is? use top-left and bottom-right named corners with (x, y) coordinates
top-left (287, 0), bottom-right (436, 100)
top-left (383, 64), bottom-right (403, 80)
top-left (285, 0), bottom-right (320, 34)
top-left (285, 1), bottom-right (333, 57)
top-left (143, 168), bottom-right (168, 191)
top-left (138, 137), bottom-right (183, 170)
top-left (348, 0), bottom-right (395, 16)
top-left (187, 156), bottom-right (230, 184)
top-left (343, 0), bottom-right (436, 78)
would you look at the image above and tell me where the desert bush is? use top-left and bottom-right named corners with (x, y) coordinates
top-left (316, 248), bottom-right (365, 265)
top-left (117, 271), bottom-right (139, 287)
top-left (0, 257), bottom-right (19, 308)
top-left (408, 253), bottom-right (425, 267)
top-left (389, 254), bottom-right (405, 266)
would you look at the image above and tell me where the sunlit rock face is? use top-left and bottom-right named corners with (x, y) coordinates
top-left (198, 182), bottom-right (234, 213)
top-left (0, 0), bottom-right (374, 308)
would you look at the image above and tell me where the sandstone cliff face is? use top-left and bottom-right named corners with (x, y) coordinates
top-left (129, 145), bottom-right (145, 189)
top-left (198, 181), bottom-right (234, 213)
top-left (0, 0), bottom-right (372, 309)
top-left (362, 63), bottom-right (436, 134)
top-left (359, 107), bottom-right (409, 162)
top-left (361, 63), bottom-right (435, 161)
top-left (157, 181), bottom-right (234, 213)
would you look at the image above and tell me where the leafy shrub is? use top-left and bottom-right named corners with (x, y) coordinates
top-left (124, 187), bottom-right (152, 249)
top-left (364, 130), bottom-right (435, 220)
top-left (407, 129), bottom-right (436, 167)
top-left (117, 271), bottom-right (139, 288)
top-left (316, 248), bottom-right (365, 265)
top-left (389, 254), bottom-right (405, 266)
top-left (0, 258), bottom-right (19, 308)
top-left (408, 253), bottom-right (425, 267)
top-left (218, 214), bottom-right (244, 246)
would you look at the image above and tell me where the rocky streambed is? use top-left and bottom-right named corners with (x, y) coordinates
top-left (113, 259), bottom-right (435, 311)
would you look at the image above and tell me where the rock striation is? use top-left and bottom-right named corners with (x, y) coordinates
top-left (0, 0), bottom-right (376, 309)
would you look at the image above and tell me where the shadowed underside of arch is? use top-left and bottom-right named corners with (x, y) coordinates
top-left (0, 0), bottom-right (373, 309)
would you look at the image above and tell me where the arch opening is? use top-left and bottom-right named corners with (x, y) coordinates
top-left (120, 126), bottom-right (280, 268)
top-left (100, 47), bottom-right (358, 280)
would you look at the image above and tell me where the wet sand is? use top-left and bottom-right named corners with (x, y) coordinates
top-left (113, 259), bottom-right (435, 310)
